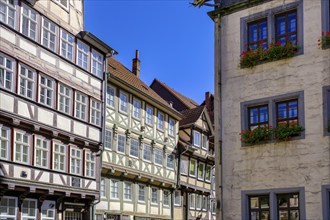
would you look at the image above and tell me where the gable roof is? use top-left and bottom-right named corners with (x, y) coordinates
top-left (107, 57), bottom-right (181, 119)
top-left (150, 79), bottom-right (199, 110)
top-left (179, 105), bottom-right (205, 127)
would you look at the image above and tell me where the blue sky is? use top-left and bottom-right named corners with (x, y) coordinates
top-left (84, 1), bottom-right (213, 104)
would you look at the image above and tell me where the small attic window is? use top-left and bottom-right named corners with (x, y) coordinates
top-left (53, 0), bottom-right (68, 10)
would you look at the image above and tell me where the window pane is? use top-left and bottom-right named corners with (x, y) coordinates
top-left (259, 106), bottom-right (268, 122)
top-left (250, 197), bottom-right (259, 208)
top-left (259, 21), bottom-right (267, 40)
top-left (249, 108), bottom-right (259, 124)
top-left (276, 16), bottom-right (286, 35)
top-left (288, 12), bottom-right (297, 32)
top-left (288, 100), bottom-right (298, 118)
top-left (249, 24), bottom-right (258, 42)
top-left (277, 103), bottom-right (287, 119)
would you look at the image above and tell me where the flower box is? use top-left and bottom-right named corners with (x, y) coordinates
top-left (273, 124), bottom-right (304, 142)
top-left (319, 32), bottom-right (330, 49)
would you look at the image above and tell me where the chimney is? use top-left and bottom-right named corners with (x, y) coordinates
top-left (205, 92), bottom-right (211, 110)
top-left (132, 50), bottom-right (140, 78)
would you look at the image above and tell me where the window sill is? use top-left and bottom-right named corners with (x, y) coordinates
top-left (241, 134), bottom-right (305, 147)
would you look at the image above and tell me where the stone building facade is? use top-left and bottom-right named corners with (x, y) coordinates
top-left (206, 0), bottom-right (330, 219)
top-left (0, 0), bottom-right (114, 219)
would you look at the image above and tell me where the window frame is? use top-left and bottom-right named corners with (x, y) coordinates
top-left (202, 134), bottom-right (209, 150)
top-left (197, 162), bottom-right (205, 181)
top-left (53, 0), bottom-right (69, 10)
top-left (276, 99), bottom-right (298, 127)
top-left (20, 3), bottom-right (38, 41)
top-left (277, 193), bottom-right (300, 220)
top-left (91, 49), bottom-right (103, 78)
top-left (138, 184), bottom-right (145, 203)
top-left (58, 83), bottom-right (72, 115)
top-left (60, 29), bottom-right (74, 62)
top-left (0, 0), bottom-right (17, 28)
top-left (14, 130), bottom-right (30, 164)
top-left (129, 138), bottom-right (139, 158)
top-left (123, 182), bottom-right (132, 201)
top-left (0, 125), bottom-right (10, 160)
top-left (143, 144), bottom-right (151, 162)
top-left (189, 193), bottom-right (195, 210)
top-left (196, 194), bottom-right (202, 211)
top-left (41, 16), bottom-right (58, 52)
top-left (145, 105), bottom-right (153, 125)
top-left (157, 111), bottom-right (164, 131)
top-left (21, 198), bottom-right (37, 220)
top-left (154, 148), bottom-right (163, 166)
top-left (70, 147), bottom-right (82, 175)
top-left (85, 150), bottom-right (95, 178)
top-left (248, 105), bottom-right (269, 130)
top-left (247, 18), bottom-right (268, 50)
top-left (106, 85), bottom-right (115, 108)
top-left (38, 74), bottom-right (54, 108)
top-left (189, 158), bottom-right (197, 177)
top-left (248, 195), bottom-right (270, 220)
top-left (151, 188), bottom-right (158, 204)
top-left (163, 190), bottom-right (170, 207)
top-left (40, 200), bottom-right (55, 220)
top-left (100, 178), bottom-right (106, 198)
top-left (205, 164), bottom-right (212, 182)
top-left (275, 10), bottom-right (298, 46)
top-left (34, 135), bottom-right (50, 169)
top-left (180, 156), bottom-right (188, 175)
top-left (0, 52), bottom-right (15, 91)
top-left (132, 98), bottom-right (141, 119)
top-left (119, 91), bottom-right (128, 113)
top-left (174, 190), bottom-right (181, 206)
top-left (18, 63), bottom-right (35, 100)
top-left (105, 129), bottom-right (112, 150)
top-left (0, 196), bottom-right (17, 219)
top-left (76, 40), bottom-right (90, 71)
top-left (117, 134), bottom-right (126, 154)
top-left (321, 0), bottom-right (330, 34)
top-left (53, 141), bottom-right (66, 172)
top-left (75, 92), bottom-right (87, 121)
top-left (193, 130), bottom-right (201, 148)
top-left (110, 179), bottom-right (119, 199)
top-left (166, 153), bottom-right (175, 170)
top-left (168, 118), bottom-right (175, 136)
top-left (90, 98), bottom-right (101, 126)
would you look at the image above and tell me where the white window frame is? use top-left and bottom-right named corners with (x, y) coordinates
top-left (211, 200), bottom-right (216, 214)
top-left (117, 134), bottom-right (125, 154)
top-left (41, 17), bottom-right (58, 52)
top-left (130, 138), bottom-right (139, 158)
top-left (119, 91), bottom-right (128, 113)
top-left (138, 184), bottom-right (145, 202)
top-left (132, 98), bottom-right (141, 119)
top-left (202, 196), bottom-right (208, 211)
top-left (163, 190), bottom-right (170, 207)
top-left (0, 53), bottom-right (15, 91)
top-left (100, 178), bottom-right (106, 198)
top-left (205, 164), bottom-right (212, 182)
top-left (14, 130), bottom-right (30, 164)
top-left (174, 190), bottom-right (181, 206)
top-left (76, 40), bottom-right (89, 70)
top-left (167, 153), bottom-right (174, 170)
top-left (53, 141), bottom-right (66, 172)
top-left (154, 148), bottom-right (163, 166)
top-left (60, 29), bottom-right (74, 61)
top-left (180, 156), bottom-right (188, 175)
top-left (106, 86), bottom-right (115, 108)
top-left (53, 0), bottom-right (69, 10)
top-left (70, 147), bottom-right (82, 175)
top-left (0, 0), bottom-right (17, 28)
top-left (0, 196), bottom-right (17, 219)
top-left (145, 105), bottom-right (153, 125)
top-left (85, 151), bottom-right (95, 178)
top-left (168, 118), bottom-right (175, 136)
top-left (202, 134), bottom-right (209, 150)
top-left (75, 92), bottom-right (87, 121)
top-left (21, 198), bottom-right (37, 220)
top-left (157, 111), bottom-right (164, 130)
top-left (41, 200), bottom-right (55, 220)
top-left (90, 99), bottom-right (101, 126)
top-left (35, 136), bottom-right (49, 168)
top-left (58, 83), bottom-right (72, 115)
top-left (110, 179), bottom-right (119, 199)
top-left (143, 144), bottom-right (151, 162)
top-left (19, 64), bottom-right (35, 100)
top-left (91, 49), bottom-right (103, 78)
top-left (197, 162), bottom-right (205, 181)
top-left (189, 193), bottom-right (195, 210)
top-left (189, 158), bottom-right (197, 177)
top-left (0, 126), bottom-right (10, 160)
top-left (196, 194), bottom-right (202, 211)
top-left (193, 130), bottom-right (201, 147)
top-left (123, 182), bottom-right (132, 201)
top-left (105, 129), bottom-right (112, 150)
top-left (151, 188), bottom-right (158, 204)
top-left (39, 74), bottom-right (54, 107)
top-left (21, 3), bottom-right (38, 41)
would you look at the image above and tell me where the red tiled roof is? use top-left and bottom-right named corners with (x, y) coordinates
top-left (179, 105), bottom-right (205, 127)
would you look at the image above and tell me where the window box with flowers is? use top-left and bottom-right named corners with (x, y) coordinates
top-left (240, 41), bottom-right (299, 68)
top-left (319, 32), bottom-right (330, 49)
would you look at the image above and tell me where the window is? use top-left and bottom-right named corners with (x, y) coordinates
top-left (0, 126), bottom-right (10, 160)
top-left (143, 144), bottom-right (151, 161)
top-left (90, 99), bottom-right (101, 126)
top-left (21, 199), bottom-right (37, 220)
top-left (174, 191), bottom-right (181, 206)
top-left (321, 0), bottom-right (330, 35)
top-left (133, 98), bottom-right (141, 119)
top-left (205, 165), bottom-right (212, 182)
top-left (275, 11), bottom-right (297, 46)
top-left (21, 4), bottom-right (38, 41)
top-left (85, 151), bottom-right (95, 178)
top-left (249, 195), bottom-right (270, 220)
top-left (323, 86), bottom-right (330, 135)
top-left (0, 53), bottom-right (14, 91)
top-left (189, 159), bottom-right (197, 177)
top-left (248, 105), bottom-right (269, 130)
top-left (138, 185), bottom-right (145, 202)
top-left (41, 200), bottom-right (55, 220)
top-left (202, 134), bottom-right (209, 150)
top-left (39, 75), bottom-right (54, 107)
top-left (167, 154), bottom-right (175, 169)
top-left (193, 131), bottom-right (200, 147)
top-left (197, 162), bottom-right (205, 180)
top-left (168, 118), bottom-right (175, 136)
top-left (0, 196), bottom-right (17, 219)
top-left (117, 135), bottom-right (125, 153)
top-left (58, 84), bottom-right (72, 114)
top-left (276, 99), bottom-right (298, 127)
top-left (124, 182), bottom-right (132, 200)
top-left (106, 86), bottom-right (115, 107)
top-left (19, 64), bottom-right (35, 100)
top-left (110, 179), bottom-right (119, 199)
top-left (0, 0), bottom-right (16, 28)
top-left (248, 19), bottom-right (267, 50)
top-left (70, 148), bottom-right (82, 175)
top-left (211, 201), bottom-right (216, 214)
top-left (75, 92), bottom-right (87, 120)
top-left (196, 194), bottom-right (202, 210)
top-left (322, 185), bottom-right (330, 220)
top-left (151, 188), bottom-right (158, 204)
top-left (189, 193), bottom-right (195, 209)
top-left (41, 17), bottom-right (57, 51)
top-left (119, 92), bottom-right (128, 113)
top-left (163, 191), bottom-right (170, 206)
top-left (60, 30), bottom-right (74, 61)
top-left (277, 193), bottom-right (299, 220)
top-left (100, 178), bottom-right (106, 198)
top-left (180, 156), bottom-right (188, 175)
top-left (105, 129), bottom-right (112, 149)
top-left (202, 196), bottom-right (208, 211)
top-left (65, 212), bottom-right (82, 220)
top-left (130, 138), bottom-right (139, 158)
top-left (54, 0), bottom-right (68, 9)
top-left (154, 148), bottom-right (163, 166)
top-left (35, 136), bottom-right (49, 168)
top-left (145, 106), bottom-right (153, 125)
top-left (76, 40), bottom-right (89, 70)
top-left (15, 131), bottom-right (30, 164)
top-left (91, 49), bottom-right (103, 77)
top-left (53, 142), bottom-right (66, 172)
top-left (157, 112), bottom-right (164, 130)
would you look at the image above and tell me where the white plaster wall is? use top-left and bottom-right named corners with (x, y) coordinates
top-left (219, 0), bottom-right (330, 219)
top-left (0, 93), bottom-right (14, 112)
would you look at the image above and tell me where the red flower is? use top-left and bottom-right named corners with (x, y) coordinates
top-left (276, 42), bottom-right (281, 46)
top-left (327, 32), bottom-right (330, 36)
top-left (322, 32), bottom-right (325, 36)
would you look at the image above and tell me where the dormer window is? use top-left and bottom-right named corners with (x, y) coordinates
top-left (193, 131), bottom-right (200, 147)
